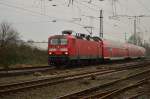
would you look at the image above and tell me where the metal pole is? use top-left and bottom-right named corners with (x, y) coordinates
top-left (134, 17), bottom-right (136, 45)
top-left (125, 32), bottom-right (127, 42)
top-left (100, 9), bottom-right (103, 38)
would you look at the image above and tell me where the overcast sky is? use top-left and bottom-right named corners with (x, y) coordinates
top-left (0, 0), bottom-right (150, 43)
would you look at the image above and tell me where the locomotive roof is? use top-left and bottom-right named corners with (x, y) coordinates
top-left (49, 34), bottom-right (102, 42)
top-left (62, 30), bottom-right (102, 41)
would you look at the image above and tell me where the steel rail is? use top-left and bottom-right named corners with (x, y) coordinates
top-left (128, 92), bottom-right (146, 99)
top-left (81, 78), bottom-right (149, 99)
top-left (0, 59), bottom-right (149, 95)
top-left (106, 61), bottom-right (150, 70)
top-left (0, 69), bottom-right (116, 94)
top-left (0, 66), bottom-right (54, 77)
top-left (99, 78), bottom-right (149, 99)
top-left (0, 59), bottom-right (149, 77)
top-left (57, 69), bottom-right (150, 99)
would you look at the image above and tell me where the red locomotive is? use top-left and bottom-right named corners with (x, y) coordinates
top-left (48, 30), bottom-right (145, 67)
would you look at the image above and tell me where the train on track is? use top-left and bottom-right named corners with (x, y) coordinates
top-left (48, 30), bottom-right (145, 67)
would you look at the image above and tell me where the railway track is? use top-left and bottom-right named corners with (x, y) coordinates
top-left (128, 92), bottom-right (146, 99)
top-left (0, 66), bottom-right (54, 77)
top-left (102, 59), bottom-right (150, 70)
top-left (0, 59), bottom-right (150, 98)
top-left (0, 59), bottom-right (149, 78)
top-left (0, 69), bottom-right (116, 94)
top-left (57, 68), bottom-right (150, 99)
top-left (98, 79), bottom-right (149, 99)
top-left (1, 60), bottom-right (149, 87)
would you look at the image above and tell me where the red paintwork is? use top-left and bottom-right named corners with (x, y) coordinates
top-left (48, 35), bottom-right (103, 59)
top-left (125, 43), bottom-right (145, 58)
top-left (102, 39), bottom-right (128, 59)
top-left (48, 33), bottom-right (146, 64)
top-left (71, 38), bottom-right (102, 59)
top-left (102, 39), bottom-right (145, 59)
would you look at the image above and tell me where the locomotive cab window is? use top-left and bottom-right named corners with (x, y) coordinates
top-left (60, 39), bottom-right (67, 45)
top-left (50, 38), bottom-right (67, 45)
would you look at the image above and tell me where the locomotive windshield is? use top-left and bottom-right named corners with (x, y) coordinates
top-left (50, 38), bottom-right (67, 45)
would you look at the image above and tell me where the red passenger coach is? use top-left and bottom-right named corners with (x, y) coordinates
top-left (125, 43), bottom-right (145, 58)
top-left (102, 40), bottom-right (128, 60)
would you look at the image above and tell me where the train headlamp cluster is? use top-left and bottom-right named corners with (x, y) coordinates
top-left (49, 48), bottom-right (68, 55)
top-left (49, 48), bottom-right (68, 51)
top-left (60, 48), bottom-right (68, 51)
top-left (49, 48), bottom-right (56, 51)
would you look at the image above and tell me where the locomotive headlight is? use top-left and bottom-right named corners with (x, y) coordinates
top-left (60, 48), bottom-right (68, 51)
top-left (64, 52), bottom-right (68, 55)
top-left (49, 48), bottom-right (56, 51)
top-left (49, 52), bottom-right (52, 55)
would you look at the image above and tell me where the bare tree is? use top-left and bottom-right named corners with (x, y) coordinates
top-left (128, 34), bottom-right (150, 57)
top-left (0, 21), bottom-right (20, 48)
top-left (128, 33), bottom-right (143, 46)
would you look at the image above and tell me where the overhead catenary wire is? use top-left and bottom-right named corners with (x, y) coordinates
top-left (71, 0), bottom-right (121, 30)
top-left (1, 0), bottom-right (150, 41)
top-left (1, 0), bottom-right (117, 33)
top-left (0, 1), bottom-right (91, 29)
top-left (0, 1), bottom-right (55, 18)
top-left (73, 0), bottom-right (113, 15)
top-left (135, 0), bottom-right (150, 14)
top-left (73, 0), bottom-right (99, 12)
top-left (74, 0), bottom-right (138, 38)
top-left (0, 1), bottom-right (121, 27)
top-left (116, 0), bottom-right (137, 16)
